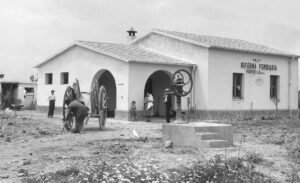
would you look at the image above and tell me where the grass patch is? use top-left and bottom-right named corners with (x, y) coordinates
top-left (286, 138), bottom-right (300, 165)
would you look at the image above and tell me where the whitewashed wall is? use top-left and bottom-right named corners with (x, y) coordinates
top-left (18, 83), bottom-right (37, 104)
top-left (208, 49), bottom-right (298, 110)
top-left (133, 33), bottom-right (209, 110)
top-left (37, 46), bottom-right (129, 111)
top-left (128, 62), bottom-right (191, 112)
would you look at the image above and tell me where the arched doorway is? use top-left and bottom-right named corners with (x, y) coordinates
top-left (91, 70), bottom-right (116, 117)
top-left (144, 70), bottom-right (173, 117)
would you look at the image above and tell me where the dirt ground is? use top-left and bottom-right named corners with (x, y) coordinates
top-left (0, 110), bottom-right (299, 183)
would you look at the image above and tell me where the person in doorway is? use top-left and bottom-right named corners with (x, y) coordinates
top-left (144, 92), bottom-right (154, 122)
top-left (163, 88), bottom-right (173, 123)
top-left (65, 100), bottom-right (90, 133)
top-left (47, 90), bottom-right (56, 118)
top-left (130, 101), bottom-right (137, 121)
top-left (23, 89), bottom-right (27, 99)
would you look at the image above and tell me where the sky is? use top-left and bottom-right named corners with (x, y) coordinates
top-left (0, 0), bottom-right (300, 81)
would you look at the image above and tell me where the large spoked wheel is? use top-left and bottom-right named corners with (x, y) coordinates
top-left (63, 86), bottom-right (76, 131)
top-left (98, 86), bottom-right (107, 131)
top-left (171, 69), bottom-right (193, 97)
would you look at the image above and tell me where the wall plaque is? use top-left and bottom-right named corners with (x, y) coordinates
top-left (256, 78), bottom-right (264, 86)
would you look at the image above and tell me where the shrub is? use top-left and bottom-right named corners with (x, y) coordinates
top-left (287, 139), bottom-right (300, 164)
top-left (24, 155), bottom-right (276, 183)
top-left (167, 155), bottom-right (274, 183)
top-left (244, 152), bottom-right (264, 164)
top-left (55, 167), bottom-right (80, 176)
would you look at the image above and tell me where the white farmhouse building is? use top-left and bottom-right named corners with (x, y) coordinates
top-left (35, 29), bottom-right (299, 120)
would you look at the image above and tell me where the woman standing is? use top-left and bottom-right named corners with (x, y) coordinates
top-left (144, 92), bottom-right (154, 122)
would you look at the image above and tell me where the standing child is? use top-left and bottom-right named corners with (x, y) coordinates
top-left (130, 101), bottom-right (137, 121)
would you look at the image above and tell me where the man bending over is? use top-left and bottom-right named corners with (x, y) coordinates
top-left (65, 100), bottom-right (90, 133)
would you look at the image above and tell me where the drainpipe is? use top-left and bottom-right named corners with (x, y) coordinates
top-left (191, 65), bottom-right (197, 110)
top-left (0, 83), bottom-right (2, 106)
top-left (288, 58), bottom-right (292, 118)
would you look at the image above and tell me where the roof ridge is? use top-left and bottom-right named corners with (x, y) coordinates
top-left (155, 29), bottom-right (265, 46)
top-left (152, 28), bottom-right (256, 45)
top-left (76, 40), bottom-right (131, 46)
top-left (153, 28), bottom-right (297, 57)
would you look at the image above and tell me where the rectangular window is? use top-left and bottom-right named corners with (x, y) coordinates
top-left (45, 73), bottom-right (53, 85)
top-left (60, 72), bottom-right (69, 84)
top-left (233, 73), bottom-right (243, 99)
top-left (270, 75), bottom-right (279, 99)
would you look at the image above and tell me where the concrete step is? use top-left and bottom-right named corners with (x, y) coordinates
top-left (163, 122), bottom-right (233, 148)
top-left (196, 132), bottom-right (220, 140)
top-left (206, 139), bottom-right (229, 148)
top-left (194, 125), bottom-right (230, 133)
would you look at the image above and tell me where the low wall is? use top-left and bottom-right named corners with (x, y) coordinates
top-left (188, 109), bottom-right (299, 121)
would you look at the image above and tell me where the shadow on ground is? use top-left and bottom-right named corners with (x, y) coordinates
top-left (82, 127), bottom-right (117, 132)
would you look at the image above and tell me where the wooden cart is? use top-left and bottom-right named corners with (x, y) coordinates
top-left (62, 79), bottom-right (107, 131)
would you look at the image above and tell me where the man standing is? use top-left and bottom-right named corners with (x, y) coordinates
top-left (65, 100), bottom-right (90, 133)
top-left (163, 88), bottom-right (173, 123)
top-left (48, 90), bottom-right (56, 118)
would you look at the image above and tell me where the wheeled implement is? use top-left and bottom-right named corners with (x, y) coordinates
top-left (170, 69), bottom-right (193, 123)
top-left (62, 79), bottom-right (107, 131)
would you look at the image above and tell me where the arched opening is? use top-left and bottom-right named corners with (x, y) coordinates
top-left (144, 70), bottom-right (173, 117)
top-left (91, 70), bottom-right (116, 117)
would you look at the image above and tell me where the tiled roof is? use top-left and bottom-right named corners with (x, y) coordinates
top-left (35, 40), bottom-right (194, 68)
top-left (76, 41), bottom-right (194, 66)
top-left (153, 29), bottom-right (298, 58)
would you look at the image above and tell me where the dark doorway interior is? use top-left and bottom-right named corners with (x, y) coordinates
top-left (98, 71), bottom-right (116, 117)
top-left (144, 78), bottom-right (153, 96)
top-left (1, 83), bottom-right (18, 109)
top-left (91, 70), bottom-right (116, 118)
top-left (144, 71), bottom-right (173, 117)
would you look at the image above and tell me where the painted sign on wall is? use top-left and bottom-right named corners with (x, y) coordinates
top-left (241, 58), bottom-right (277, 74)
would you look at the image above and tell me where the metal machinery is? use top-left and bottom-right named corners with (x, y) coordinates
top-left (62, 79), bottom-right (107, 131)
top-left (170, 69), bottom-right (193, 123)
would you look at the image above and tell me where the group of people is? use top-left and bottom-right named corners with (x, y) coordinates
top-left (129, 88), bottom-right (173, 123)
top-left (129, 74), bottom-right (183, 122)
top-left (47, 87), bottom-right (174, 133)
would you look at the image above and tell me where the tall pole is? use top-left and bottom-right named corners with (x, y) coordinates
top-left (175, 95), bottom-right (182, 121)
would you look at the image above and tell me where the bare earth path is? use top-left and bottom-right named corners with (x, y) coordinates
top-left (0, 111), bottom-right (298, 182)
